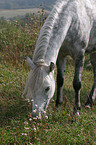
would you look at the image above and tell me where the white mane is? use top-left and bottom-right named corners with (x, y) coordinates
top-left (32, 0), bottom-right (72, 64)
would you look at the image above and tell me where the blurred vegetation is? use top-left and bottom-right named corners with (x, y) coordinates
top-left (0, 0), bottom-right (55, 10)
top-left (0, 9), bottom-right (47, 67)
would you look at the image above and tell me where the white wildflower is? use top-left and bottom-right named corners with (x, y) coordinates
top-left (33, 127), bottom-right (36, 131)
top-left (45, 116), bottom-right (48, 119)
top-left (37, 116), bottom-right (41, 120)
top-left (29, 118), bottom-right (32, 121)
top-left (33, 117), bottom-right (37, 120)
top-left (22, 133), bottom-right (27, 136)
top-left (24, 127), bottom-right (29, 130)
top-left (25, 99), bottom-right (30, 102)
top-left (43, 111), bottom-right (46, 114)
top-left (33, 109), bottom-right (37, 113)
top-left (24, 121), bottom-right (28, 125)
top-left (77, 111), bottom-right (80, 116)
top-left (31, 99), bottom-right (34, 102)
top-left (35, 104), bottom-right (38, 107)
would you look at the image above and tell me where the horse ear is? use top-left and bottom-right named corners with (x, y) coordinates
top-left (26, 56), bottom-right (35, 69)
top-left (49, 62), bottom-right (55, 72)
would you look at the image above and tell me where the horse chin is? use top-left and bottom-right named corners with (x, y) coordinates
top-left (31, 100), bottom-right (47, 119)
top-left (31, 108), bottom-right (48, 120)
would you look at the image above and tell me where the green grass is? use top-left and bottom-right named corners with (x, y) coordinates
top-left (0, 17), bottom-right (96, 144)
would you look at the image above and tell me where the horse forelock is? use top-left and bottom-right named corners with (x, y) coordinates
top-left (28, 64), bottom-right (45, 93)
top-left (34, 59), bottom-right (45, 66)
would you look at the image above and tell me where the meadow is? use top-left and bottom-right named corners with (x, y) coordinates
top-left (0, 13), bottom-right (96, 144)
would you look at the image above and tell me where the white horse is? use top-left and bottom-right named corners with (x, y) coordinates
top-left (23, 0), bottom-right (96, 117)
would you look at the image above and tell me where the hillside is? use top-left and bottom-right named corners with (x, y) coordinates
top-left (0, 0), bottom-right (55, 10)
top-left (0, 8), bottom-right (49, 19)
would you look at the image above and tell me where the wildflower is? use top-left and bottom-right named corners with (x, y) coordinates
top-left (33, 127), bottom-right (36, 131)
top-left (31, 99), bottom-right (34, 102)
top-left (24, 127), bottom-right (29, 130)
top-left (33, 109), bottom-right (37, 113)
top-left (25, 99), bottom-right (30, 102)
top-left (24, 121), bottom-right (28, 125)
top-left (22, 133), bottom-right (27, 136)
top-left (33, 117), bottom-right (37, 120)
top-left (29, 118), bottom-right (32, 121)
top-left (77, 111), bottom-right (79, 116)
top-left (43, 111), bottom-right (46, 114)
top-left (37, 116), bottom-right (41, 120)
top-left (35, 104), bottom-right (38, 107)
top-left (45, 116), bottom-right (48, 119)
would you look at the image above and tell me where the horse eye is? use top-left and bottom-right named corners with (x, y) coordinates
top-left (45, 86), bottom-right (50, 92)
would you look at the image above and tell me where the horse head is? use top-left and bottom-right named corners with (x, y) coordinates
top-left (24, 56), bottom-right (55, 118)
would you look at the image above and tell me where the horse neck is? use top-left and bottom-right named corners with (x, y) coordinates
top-left (32, 0), bottom-right (72, 65)
top-left (44, 16), bottom-right (72, 65)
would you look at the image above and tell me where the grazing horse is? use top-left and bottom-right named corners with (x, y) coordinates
top-left (23, 0), bottom-right (96, 117)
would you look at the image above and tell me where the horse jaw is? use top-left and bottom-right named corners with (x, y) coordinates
top-left (31, 71), bottom-right (55, 119)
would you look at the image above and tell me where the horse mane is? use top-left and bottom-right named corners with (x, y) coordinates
top-left (32, 0), bottom-right (70, 63)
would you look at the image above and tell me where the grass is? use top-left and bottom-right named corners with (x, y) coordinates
top-left (0, 15), bottom-right (96, 144)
